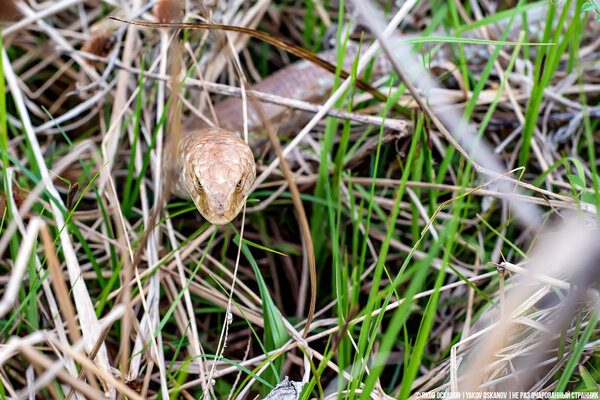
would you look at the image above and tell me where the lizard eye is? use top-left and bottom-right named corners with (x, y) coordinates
top-left (197, 181), bottom-right (203, 191)
top-left (236, 179), bottom-right (243, 190)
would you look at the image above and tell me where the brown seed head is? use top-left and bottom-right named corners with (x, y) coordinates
top-left (81, 32), bottom-right (116, 67)
top-left (0, 0), bottom-right (20, 21)
top-left (153, 0), bottom-right (180, 23)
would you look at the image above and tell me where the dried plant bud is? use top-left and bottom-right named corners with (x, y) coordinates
top-left (67, 182), bottom-right (79, 211)
top-left (81, 32), bottom-right (116, 67)
top-left (12, 186), bottom-right (25, 210)
top-left (0, 0), bottom-right (20, 21)
top-left (153, 0), bottom-right (181, 23)
top-left (125, 378), bottom-right (143, 394)
top-left (0, 194), bottom-right (5, 219)
top-left (0, 186), bottom-right (28, 219)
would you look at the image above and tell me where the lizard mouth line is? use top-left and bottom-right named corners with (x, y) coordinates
top-left (206, 216), bottom-right (231, 226)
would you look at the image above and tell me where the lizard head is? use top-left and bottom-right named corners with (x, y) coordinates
top-left (182, 128), bottom-right (256, 225)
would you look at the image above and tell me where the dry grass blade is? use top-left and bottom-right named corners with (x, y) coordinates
top-left (259, 106), bottom-right (317, 339)
top-left (40, 225), bottom-right (81, 344)
top-left (0, 217), bottom-right (41, 318)
top-left (108, 17), bottom-right (391, 105)
top-left (19, 345), bottom-right (106, 400)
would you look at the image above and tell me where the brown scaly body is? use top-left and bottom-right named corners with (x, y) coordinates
top-left (172, 41), bottom-right (477, 225)
top-left (170, 44), bottom-right (386, 225)
top-left (172, 44), bottom-right (387, 225)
